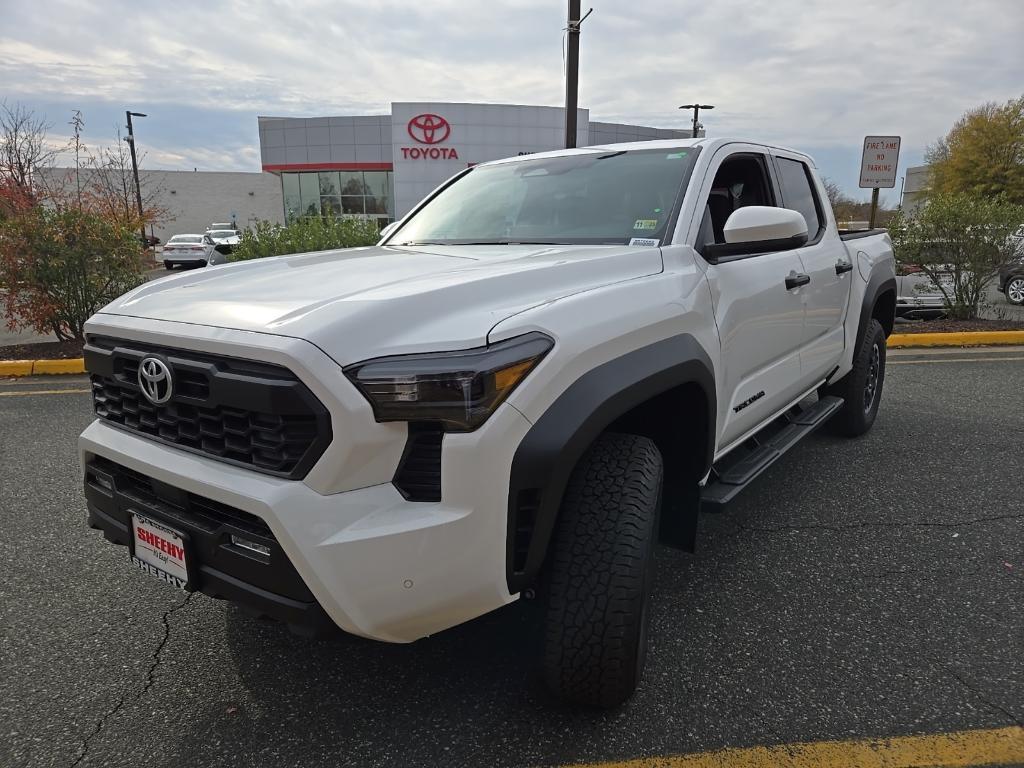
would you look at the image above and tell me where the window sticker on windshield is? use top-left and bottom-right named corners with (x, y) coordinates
top-left (633, 219), bottom-right (658, 231)
top-left (629, 237), bottom-right (659, 247)
top-left (666, 151), bottom-right (688, 159)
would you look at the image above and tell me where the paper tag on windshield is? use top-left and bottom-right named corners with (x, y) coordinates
top-left (629, 237), bottom-right (659, 247)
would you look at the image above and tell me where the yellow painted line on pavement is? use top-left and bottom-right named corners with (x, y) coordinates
top-left (890, 356), bottom-right (1024, 365)
top-left (566, 726), bottom-right (1024, 768)
top-left (0, 388), bottom-right (91, 397)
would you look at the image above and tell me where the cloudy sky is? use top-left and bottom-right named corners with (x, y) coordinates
top-left (3, 0), bottom-right (1022, 200)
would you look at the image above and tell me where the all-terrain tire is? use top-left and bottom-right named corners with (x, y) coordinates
top-left (823, 318), bottom-right (886, 437)
top-left (541, 432), bottom-right (663, 708)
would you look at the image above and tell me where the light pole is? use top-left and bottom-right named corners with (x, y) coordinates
top-left (125, 110), bottom-right (147, 244)
top-left (679, 103), bottom-right (714, 138)
top-left (563, 2), bottom-right (592, 148)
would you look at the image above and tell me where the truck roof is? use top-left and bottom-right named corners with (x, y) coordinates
top-left (483, 137), bottom-right (816, 168)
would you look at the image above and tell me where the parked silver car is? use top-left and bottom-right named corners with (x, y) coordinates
top-left (161, 234), bottom-right (214, 270)
top-left (895, 262), bottom-right (953, 319)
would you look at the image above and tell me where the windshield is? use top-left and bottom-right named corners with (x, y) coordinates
top-left (168, 235), bottom-right (202, 244)
top-left (390, 147), bottom-right (700, 246)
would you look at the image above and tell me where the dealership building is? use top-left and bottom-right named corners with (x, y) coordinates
top-left (258, 101), bottom-right (691, 224)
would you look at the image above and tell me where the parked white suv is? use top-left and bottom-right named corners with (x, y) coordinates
top-left (80, 138), bottom-right (895, 707)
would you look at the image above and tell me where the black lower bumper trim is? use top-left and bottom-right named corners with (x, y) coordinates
top-left (84, 458), bottom-right (338, 638)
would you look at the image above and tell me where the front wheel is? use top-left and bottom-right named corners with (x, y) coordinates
top-left (823, 318), bottom-right (887, 437)
top-left (1006, 277), bottom-right (1024, 306)
top-left (541, 432), bottom-right (663, 708)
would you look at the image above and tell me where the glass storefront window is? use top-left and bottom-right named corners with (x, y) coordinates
top-left (280, 171), bottom-right (393, 223)
top-left (318, 171), bottom-right (340, 196)
top-left (340, 196), bottom-right (365, 214)
top-left (362, 171), bottom-right (388, 198)
top-left (298, 172), bottom-right (321, 217)
top-left (365, 195), bottom-right (389, 215)
top-left (338, 171), bottom-right (364, 196)
top-left (282, 173), bottom-right (301, 222)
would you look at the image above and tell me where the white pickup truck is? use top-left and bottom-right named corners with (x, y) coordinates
top-left (79, 138), bottom-right (895, 708)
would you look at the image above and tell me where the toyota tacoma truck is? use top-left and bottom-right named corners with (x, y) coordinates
top-left (79, 138), bottom-right (896, 708)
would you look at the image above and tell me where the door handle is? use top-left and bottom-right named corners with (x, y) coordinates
top-left (785, 273), bottom-right (811, 290)
top-left (835, 261), bottom-right (854, 275)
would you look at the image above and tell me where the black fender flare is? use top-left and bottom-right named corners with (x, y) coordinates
top-left (856, 268), bottom-right (897, 349)
top-left (505, 334), bottom-right (715, 593)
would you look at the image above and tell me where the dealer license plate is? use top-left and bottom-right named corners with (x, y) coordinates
top-left (130, 512), bottom-right (190, 590)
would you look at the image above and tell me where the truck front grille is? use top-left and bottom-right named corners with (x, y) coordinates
top-left (85, 337), bottom-right (331, 479)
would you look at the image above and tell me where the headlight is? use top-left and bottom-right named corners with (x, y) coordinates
top-left (343, 332), bottom-right (553, 431)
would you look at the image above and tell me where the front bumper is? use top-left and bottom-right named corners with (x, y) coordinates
top-left (80, 400), bottom-right (532, 643)
top-left (84, 455), bottom-right (337, 636)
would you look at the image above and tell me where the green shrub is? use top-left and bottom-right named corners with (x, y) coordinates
top-left (231, 216), bottom-right (381, 261)
top-left (0, 206), bottom-right (146, 341)
top-left (889, 192), bottom-right (1024, 319)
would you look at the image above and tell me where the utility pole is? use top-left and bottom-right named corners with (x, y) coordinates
top-left (563, 3), bottom-right (592, 148)
top-left (125, 110), bottom-right (147, 244)
top-left (679, 104), bottom-right (714, 138)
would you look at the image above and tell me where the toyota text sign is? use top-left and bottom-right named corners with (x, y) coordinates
top-left (859, 135), bottom-right (901, 188)
top-left (402, 113), bottom-right (459, 160)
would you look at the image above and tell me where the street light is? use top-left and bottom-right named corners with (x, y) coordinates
top-left (125, 110), bottom-right (147, 244)
top-left (679, 104), bottom-right (714, 138)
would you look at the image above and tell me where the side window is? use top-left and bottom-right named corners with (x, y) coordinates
top-left (697, 153), bottom-right (775, 252)
top-left (775, 157), bottom-right (823, 240)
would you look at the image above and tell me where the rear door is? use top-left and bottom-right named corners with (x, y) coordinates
top-left (691, 146), bottom-right (808, 451)
top-left (772, 153), bottom-right (852, 384)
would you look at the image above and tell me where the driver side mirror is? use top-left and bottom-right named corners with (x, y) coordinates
top-left (704, 206), bottom-right (808, 263)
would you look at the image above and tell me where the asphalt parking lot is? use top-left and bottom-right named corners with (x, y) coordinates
top-left (1, 348), bottom-right (1022, 768)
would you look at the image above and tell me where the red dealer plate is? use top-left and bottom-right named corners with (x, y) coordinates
top-left (130, 511), bottom-right (191, 590)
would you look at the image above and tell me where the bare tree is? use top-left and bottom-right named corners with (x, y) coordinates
top-left (81, 126), bottom-right (169, 230)
top-left (69, 110), bottom-right (85, 207)
top-left (0, 100), bottom-right (61, 201)
top-left (822, 177), bottom-right (852, 209)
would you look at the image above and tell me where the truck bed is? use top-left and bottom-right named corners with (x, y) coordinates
top-left (839, 228), bottom-right (886, 241)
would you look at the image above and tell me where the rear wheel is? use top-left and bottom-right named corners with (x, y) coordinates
top-left (823, 318), bottom-right (886, 437)
top-left (164, 260), bottom-right (173, 270)
top-left (1006, 277), bottom-right (1024, 306)
top-left (541, 432), bottom-right (663, 708)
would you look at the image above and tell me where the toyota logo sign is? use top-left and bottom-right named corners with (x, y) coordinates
top-left (138, 357), bottom-right (173, 405)
top-left (407, 113), bottom-right (451, 145)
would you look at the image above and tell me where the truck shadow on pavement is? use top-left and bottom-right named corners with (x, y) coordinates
top-left (209, 546), bottom-right (707, 767)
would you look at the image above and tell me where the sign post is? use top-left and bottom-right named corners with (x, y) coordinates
top-left (859, 135), bottom-right (901, 229)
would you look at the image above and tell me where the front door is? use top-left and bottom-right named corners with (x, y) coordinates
top-left (692, 148), bottom-right (808, 451)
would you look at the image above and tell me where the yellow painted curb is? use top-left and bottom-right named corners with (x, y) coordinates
top-left (31, 358), bottom-right (86, 375)
top-left (888, 330), bottom-right (1024, 348)
top-left (0, 358), bottom-right (86, 377)
top-left (0, 360), bottom-right (35, 377)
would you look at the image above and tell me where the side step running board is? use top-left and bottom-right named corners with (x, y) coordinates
top-left (701, 396), bottom-right (843, 511)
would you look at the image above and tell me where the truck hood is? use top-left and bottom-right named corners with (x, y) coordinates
top-left (99, 244), bottom-right (662, 363)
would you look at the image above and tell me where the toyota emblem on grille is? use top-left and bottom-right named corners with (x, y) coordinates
top-left (138, 357), bottom-right (173, 405)
top-left (407, 113), bottom-right (450, 145)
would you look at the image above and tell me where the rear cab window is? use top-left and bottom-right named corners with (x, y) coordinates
top-left (774, 157), bottom-right (825, 242)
